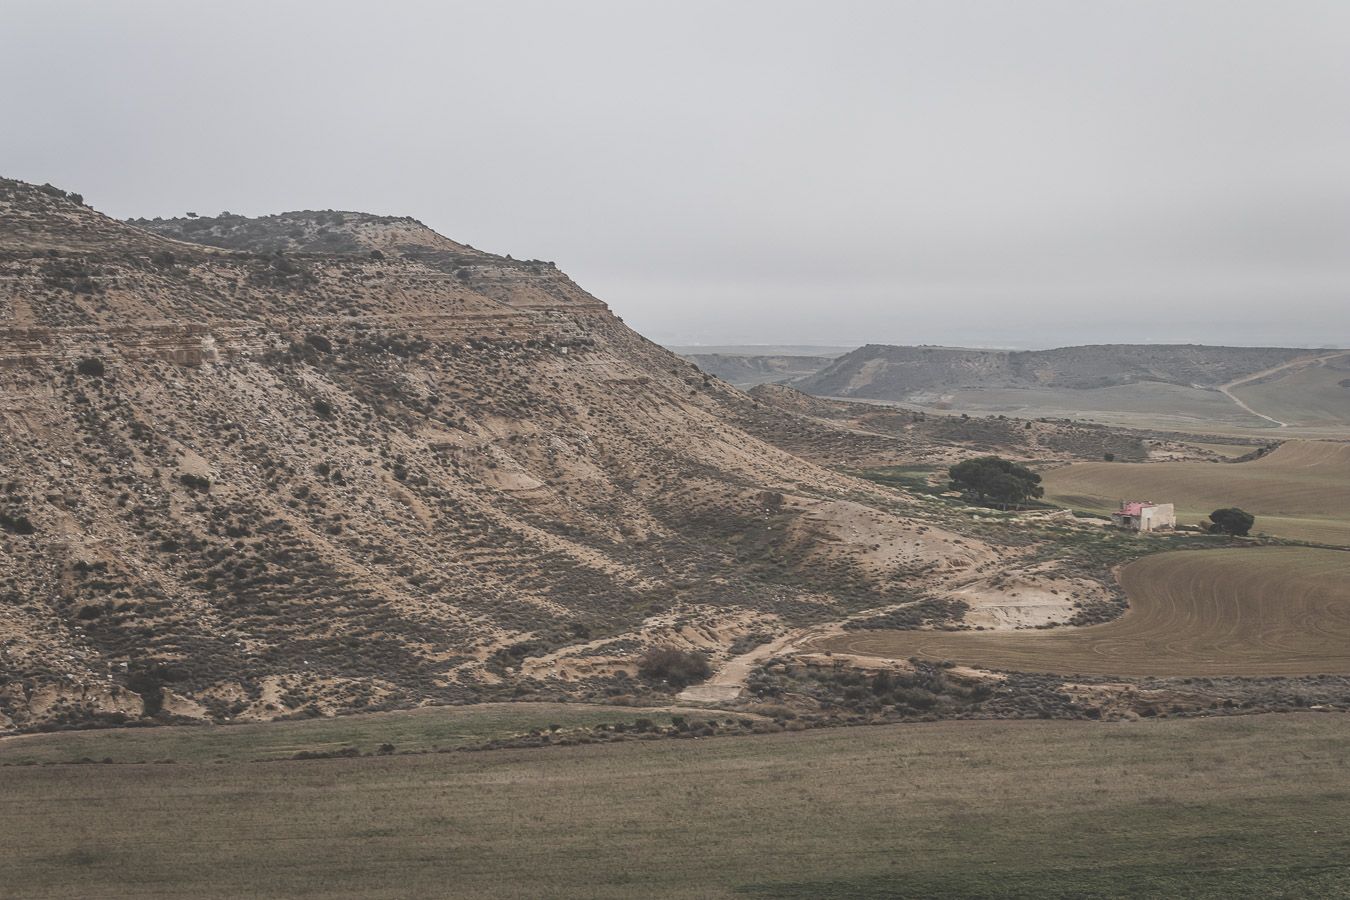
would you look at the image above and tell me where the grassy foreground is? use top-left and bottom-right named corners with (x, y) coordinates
top-left (0, 702), bottom-right (706, 766)
top-left (3, 713), bottom-right (1350, 898)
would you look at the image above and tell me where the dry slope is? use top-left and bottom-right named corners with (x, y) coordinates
top-left (0, 178), bottom-right (993, 730)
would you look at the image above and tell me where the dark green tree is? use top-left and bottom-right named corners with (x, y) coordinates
top-left (948, 456), bottom-right (1044, 509)
top-left (1208, 507), bottom-right (1255, 536)
top-left (637, 647), bottom-right (711, 688)
top-left (76, 357), bottom-right (105, 377)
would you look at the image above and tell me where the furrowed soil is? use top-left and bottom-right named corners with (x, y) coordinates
top-left (1042, 440), bottom-right (1350, 547)
top-left (3, 714), bottom-right (1349, 899)
top-left (814, 547), bottom-right (1350, 676)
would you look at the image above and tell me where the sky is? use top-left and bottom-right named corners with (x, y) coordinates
top-left (3, 1), bottom-right (1348, 349)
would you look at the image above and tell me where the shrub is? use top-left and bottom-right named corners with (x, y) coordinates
top-left (313, 398), bottom-right (335, 418)
top-left (76, 357), bottom-right (105, 377)
top-left (0, 510), bottom-right (36, 535)
top-left (305, 333), bottom-right (333, 353)
top-left (637, 647), bottom-right (711, 688)
top-left (178, 472), bottom-right (211, 493)
top-left (1208, 507), bottom-right (1255, 536)
top-left (948, 456), bottom-right (1043, 508)
top-left (125, 668), bottom-right (166, 717)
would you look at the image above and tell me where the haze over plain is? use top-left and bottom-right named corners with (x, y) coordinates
top-left (3, 0), bottom-right (1347, 348)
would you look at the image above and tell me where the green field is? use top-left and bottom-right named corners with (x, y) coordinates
top-left (2, 713), bottom-right (1349, 898)
top-left (1043, 440), bottom-right (1350, 546)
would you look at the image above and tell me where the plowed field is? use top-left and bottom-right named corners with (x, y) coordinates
top-left (1042, 440), bottom-right (1350, 546)
top-left (814, 547), bottom-right (1350, 676)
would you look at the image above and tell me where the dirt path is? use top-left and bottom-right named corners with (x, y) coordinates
top-left (675, 596), bottom-right (942, 703)
top-left (677, 557), bottom-right (1097, 703)
top-left (676, 631), bottom-right (806, 702)
top-left (1217, 351), bottom-right (1350, 428)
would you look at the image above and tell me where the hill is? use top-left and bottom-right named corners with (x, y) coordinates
top-left (679, 352), bottom-right (838, 387)
top-left (729, 384), bottom-right (1265, 469)
top-left (793, 343), bottom-right (1350, 432)
top-left (0, 178), bottom-right (1003, 731)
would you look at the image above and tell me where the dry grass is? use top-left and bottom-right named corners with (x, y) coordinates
top-left (0, 702), bottom-right (708, 766)
top-left (1187, 441), bottom-right (1260, 458)
top-left (814, 547), bottom-right (1350, 676)
top-left (1043, 440), bottom-right (1350, 546)
top-left (3, 714), bottom-right (1350, 898)
top-left (941, 381), bottom-right (1276, 430)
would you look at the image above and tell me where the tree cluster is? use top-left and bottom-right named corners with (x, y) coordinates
top-left (637, 647), bottom-right (711, 689)
top-left (948, 456), bottom-right (1044, 508)
top-left (1208, 507), bottom-right (1255, 536)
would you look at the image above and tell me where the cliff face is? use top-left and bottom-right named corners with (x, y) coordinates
top-left (0, 179), bottom-right (985, 730)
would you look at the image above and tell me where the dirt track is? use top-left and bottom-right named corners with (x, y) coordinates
top-left (812, 548), bottom-right (1350, 676)
top-left (1218, 350), bottom-right (1350, 427)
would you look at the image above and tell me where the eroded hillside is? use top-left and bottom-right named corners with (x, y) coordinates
top-left (1, 179), bottom-right (1022, 730)
top-left (679, 352), bottom-right (836, 387)
top-left (798, 343), bottom-right (1322, 399)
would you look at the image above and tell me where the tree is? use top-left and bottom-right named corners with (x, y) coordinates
top-left (1208, 508), bottom-right (1255, 536)
top-left (948, 456), bottom-right (1044, 508)
top-left (76, 357), bottom-right (105, 377)
top-left (637, 648), bottom-right (711, 688)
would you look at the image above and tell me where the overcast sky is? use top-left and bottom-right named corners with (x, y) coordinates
top-left (3, 1), bottom-right (1347, 348)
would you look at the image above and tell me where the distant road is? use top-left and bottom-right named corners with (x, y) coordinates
top-left (1218, 350), bottom-right (1350, 427)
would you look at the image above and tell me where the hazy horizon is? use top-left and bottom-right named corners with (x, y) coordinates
top-left (667, 337), bottom-right (1350, 353)
top-left (4, 1), bottom-right (1347, 349)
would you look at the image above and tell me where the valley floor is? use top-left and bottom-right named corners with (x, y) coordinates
top-left (816, 547), bottom-right (1350, 677)
top-left (2, 712), bottom-right (1348, 898)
